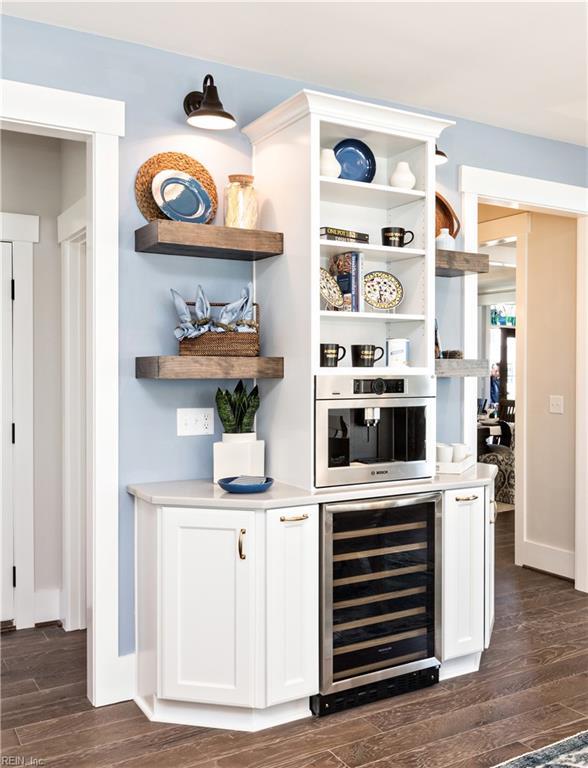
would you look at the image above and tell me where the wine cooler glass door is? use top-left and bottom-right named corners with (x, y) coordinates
top-left (321, 493), bottom-right (441, 695)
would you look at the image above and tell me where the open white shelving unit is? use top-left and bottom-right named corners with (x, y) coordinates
top-left (315, 115), bottom-right (440, 375)
top-left (244, 90), bottom-right (453, 488)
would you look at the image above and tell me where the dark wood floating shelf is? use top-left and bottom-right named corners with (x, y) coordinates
top-left (135, 220), bottom-right (284, 261)
top-left (436, 249), bottom-right (489, 277)
top-left (136, 355), bottom-right (284, 380)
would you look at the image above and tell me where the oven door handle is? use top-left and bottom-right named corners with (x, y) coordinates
top-left (324, 492), bottom-right (442, 514)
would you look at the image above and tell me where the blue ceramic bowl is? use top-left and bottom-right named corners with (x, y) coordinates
top-left (217, 476), bottom-right (274, 494)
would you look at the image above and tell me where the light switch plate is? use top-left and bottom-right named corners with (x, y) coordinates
top-left (177, 408), bottom-right (214, 436)
top-left (549, 395), bottom-right (564, 415)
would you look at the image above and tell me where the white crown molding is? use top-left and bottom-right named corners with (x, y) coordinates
top-left (243, 89), bottom-right (454, 145)
top-left (460, 166), bottom-right (588, 216)
top-left (0, 79), bottom-right (124, 137)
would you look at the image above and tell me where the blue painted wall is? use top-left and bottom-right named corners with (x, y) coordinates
top-left (2, 16), bottom-right (585, 654)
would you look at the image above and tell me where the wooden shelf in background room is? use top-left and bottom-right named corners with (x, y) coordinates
top-left (135, 356), bottom-right (284, 380)
top-left (135, 220), bottom-right (284, 261)
top-left (435, 249), bottom-right (489, 277)
top-left (436, 359), bottom-right (490, 378)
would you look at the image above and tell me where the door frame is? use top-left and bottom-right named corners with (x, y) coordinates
top-left (58, 197), bottom-right (87, 632)
top-left (0, 214), bottom-right (38, 629)
top-left (0, 241), bottom-right (13, 625)
top-left (498, 327), bottom-right (515, 403)
top-left (460, 165), bottom-right (588, 591)
top-left (0, 79), bottom-right (131, 705)
top-left (479, 212), bottom-right (530, 575)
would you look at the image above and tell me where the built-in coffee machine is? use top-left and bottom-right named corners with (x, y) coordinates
top-left (315, 375), bottom-right (436, 488)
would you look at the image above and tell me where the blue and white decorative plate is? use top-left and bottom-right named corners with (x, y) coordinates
top-left (151, 169), bottom-right (214, 223)
top-left (217, 476), bottom-right (275, 494)
top-left (334, 139), bottom-right (376, 183)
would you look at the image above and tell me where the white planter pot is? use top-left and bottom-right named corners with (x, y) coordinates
top-left (389, 161), bottom-right (416, 189)
top-left (213, 432), bottom-right (265, 482)
top-left (320, 148), bottom-right (342, 178)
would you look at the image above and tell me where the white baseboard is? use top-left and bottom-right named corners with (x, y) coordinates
top-left (439, 652), bottom-right (482, 681)
top-left (135, 694), bottom-right (311, 732)
top-left (522, 539), bottom-right (574, 580)
top-left (34, 588), bottom-right (61, 624)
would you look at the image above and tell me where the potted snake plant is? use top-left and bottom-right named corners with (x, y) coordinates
top-left (213, 380), bottom-right (264, 481)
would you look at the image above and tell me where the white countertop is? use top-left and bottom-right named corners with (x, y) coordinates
top-left (128, 463), bottom-right (496, 510)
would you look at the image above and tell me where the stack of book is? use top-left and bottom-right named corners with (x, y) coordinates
top-left (320, 227), bottom-right (369, 244)
top-left (328, 251), bottom-right (365, 312)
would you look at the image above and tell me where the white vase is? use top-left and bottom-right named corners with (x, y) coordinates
top-left (436, 227), bottom-right (456, 250)
top-left (213, 432), bottom-right (265, 482)
top-left (389, 161), bottom-right (416, 189)
top-left (320, 148), bottom-right (341, 178)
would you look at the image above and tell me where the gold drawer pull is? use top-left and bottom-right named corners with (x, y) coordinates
top-left (280, 513), bottom-right (309, 523)
top-left (238, 528), bottom-right (246, 560)
top-left (455, 495), bottom-right (479, 502)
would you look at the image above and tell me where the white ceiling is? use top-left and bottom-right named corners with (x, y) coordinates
top-left (4, 2), bottom-right (587, 146)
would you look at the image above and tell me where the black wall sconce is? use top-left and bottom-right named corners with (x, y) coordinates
top-left (183, 74), bottom-right (236, 130)
top-left (435, 145), bottom-right (448, 166)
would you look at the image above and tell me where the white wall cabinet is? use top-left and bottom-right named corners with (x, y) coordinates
top-left (442, 487), bottom-right (486, 661)
top-left (136, 501), bottom-right (319, 731)
top-left (160, 508), bottom-right (255, 706)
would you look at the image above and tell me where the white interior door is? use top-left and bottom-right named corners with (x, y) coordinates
top-left (1, 242), bottom-right (14, 622)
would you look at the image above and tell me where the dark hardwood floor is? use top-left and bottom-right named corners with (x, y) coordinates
top-left (2, 510), bottom-right (588, 767)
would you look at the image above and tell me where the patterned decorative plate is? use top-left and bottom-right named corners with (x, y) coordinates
top-left (320, 267), bottom-right (344, 308)
top-left (363, 271), bottom-right (404, 310)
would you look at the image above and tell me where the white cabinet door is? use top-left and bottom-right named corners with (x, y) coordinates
top-left (442, 488), bottom-right (485, 661)
top-left (266, 505), bottom-right (319, 705)
top-left (160, 507), bottom-right (255, 706)
top-left (485, 493), bottom-right (496, 648)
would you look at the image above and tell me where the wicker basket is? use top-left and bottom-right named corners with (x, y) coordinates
top-left (179, 302), bottom-right (260, 357)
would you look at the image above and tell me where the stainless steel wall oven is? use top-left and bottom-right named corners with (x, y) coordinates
top-left (311, 493), bottom-right (441, 715)
top-left (315, 375), bottom-right (436, 488)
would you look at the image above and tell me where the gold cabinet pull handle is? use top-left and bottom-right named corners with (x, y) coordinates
top-left (280, 513), bottom-right (309, 523)
top-left (455, 495), bottom-right (479, 502)
top-left (238, 528), bottom-right (246, 560)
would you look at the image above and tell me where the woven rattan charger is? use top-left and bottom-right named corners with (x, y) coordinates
top-left (135, 151), bottom-right (218, 222)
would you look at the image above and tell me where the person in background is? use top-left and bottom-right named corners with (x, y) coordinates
top-left (490, 363), bottom-right (500, 405)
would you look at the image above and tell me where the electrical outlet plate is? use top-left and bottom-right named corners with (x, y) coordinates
top-left (177, 408), bottom-right (214, 436)
top-left (549, 395), bottom-right (564, 415)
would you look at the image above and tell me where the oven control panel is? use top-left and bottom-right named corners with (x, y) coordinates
top-left (315, 374), bottom-right (436, 400)
top-left (353, 378), bottom-right (405, 395)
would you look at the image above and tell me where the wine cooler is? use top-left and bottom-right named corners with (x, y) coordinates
top-left (311, 493), bottom-right (441, 715)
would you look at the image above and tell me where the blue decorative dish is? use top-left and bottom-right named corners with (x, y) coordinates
top-left (217, 476), bottom-right (275, 494)
top-left (151, 169), bottom-right (214, 223)
top-left (334, 139), bottom-right (376, 183)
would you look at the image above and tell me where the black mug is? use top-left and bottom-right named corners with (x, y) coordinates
top-left (351, 344), bottom-right (384, 367)
top-left (382, 226), bottom-right (415, 248)
top-left (320, 343), bottom-right (346, 367)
